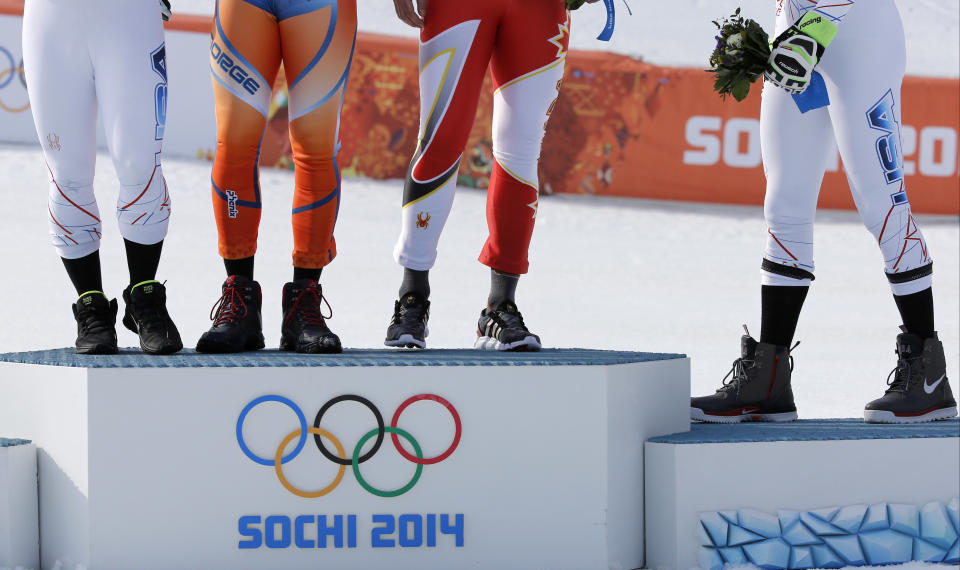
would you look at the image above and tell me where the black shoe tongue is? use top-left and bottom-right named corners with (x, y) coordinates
top-left (403, 294), bottom-right (419, 306)
top-left (225, 275), bottom-right (254, 288)
top-left (740, 335), bottom-right (758, 358)
top-left (500, 301), bottom-right (517, 313)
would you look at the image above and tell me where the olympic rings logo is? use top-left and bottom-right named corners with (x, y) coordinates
top-left (0, 46), bottom-right (30, 114)
top-left (236, 394), bottom-right (462, 498)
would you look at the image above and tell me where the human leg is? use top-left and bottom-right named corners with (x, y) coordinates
top-left (210, 0), bottom-right (282, 273)
top-left (691, 75), bottom-right (834, 421)
top-left (23, 0), bottom-right (116, 353)
top-left (273, 0), bottom-right (357, 353)
top-left (819, 1), bottom-right (954, 421)
top-left (89, 0), bottom-right (180, 354)
top-left (481, 1), bottom-right (569, 276)
top-left (198, 0), bottom-right (281, 352)
top-left (386, 1), bottom-right (503, 348)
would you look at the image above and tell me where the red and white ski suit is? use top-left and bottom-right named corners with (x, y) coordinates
top-left (394, 0), bottom-right (570, 275)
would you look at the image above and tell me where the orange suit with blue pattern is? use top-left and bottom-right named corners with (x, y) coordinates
top-left (209, 0), bottom-right (357, 268)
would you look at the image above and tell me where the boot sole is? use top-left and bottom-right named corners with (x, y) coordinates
top-left (474, 335), bottom-right (542, 352)
top-left (140, 340), bottom-right (184, 356)
top-left (864, 406), bottom-right (958, 424)
top-left (691, 407), bottom-right (798, 423)
top-left (384, 334), bottom-right (426, 349)
top-left (76, 344), bottom-right (119, 355)
top-left (196, 335), bottom-right (265, 354)
top-left (280, 338), bottom-right (343, 354)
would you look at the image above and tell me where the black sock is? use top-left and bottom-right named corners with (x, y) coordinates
top-left (488, 269), bottom-right (519, 308)
top-left (293, 267), bottom-right (322, 282)
top-left (124, 239), bottom-right (163, 287)
top-left (399, 268), bottom-right (430, 299)
top-left (894, 287), bottom-right (935, 339)
top-left (62, 251), bottom-right (103, 296)
top-left (224, 256), bottom-right (255, 280)
top-left (759, 285), bottom-right (809, 347)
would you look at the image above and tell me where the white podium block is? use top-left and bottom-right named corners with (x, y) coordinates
top-left (0, 348), bottom-right (689, 570)
top-left (644, 420), bottom-right (960, 570)
top-left (0, 438), bottom-right (39, 570)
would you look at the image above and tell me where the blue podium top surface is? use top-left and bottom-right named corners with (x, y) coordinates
top-left (649, 419), bottom-right (960, 444)
top-left (0, 438), bottom-right (31, 447)
top-left (0, 347), bottom-right (686, 368)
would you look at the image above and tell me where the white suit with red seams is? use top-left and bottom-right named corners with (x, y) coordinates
top-left (22, 0), bottom-right (171, 259)
top-left (761, 0), bottom-right (933, 295)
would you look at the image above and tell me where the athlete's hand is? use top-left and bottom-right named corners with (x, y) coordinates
top-left (160, 0), bottom-right (172, 22)
top-left (394, 0), bottom-right (429, 28)
top-left (566, 0), bottom-right (602, 9)
top-left (763, 13), bottom-right (836, 94)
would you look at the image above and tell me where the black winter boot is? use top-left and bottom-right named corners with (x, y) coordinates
top-left (122, 280), bottom-right (182, 355)
top-left (280, 279), bottom-right (342, 354)
top-left (196, 275), bottom-right (265, 353)
top-left (691, 329), bottom-right (798, 423)
top-left (864, 332), bottom-right (957, 423)
top-left (72, 291), bottom-right (119, 355)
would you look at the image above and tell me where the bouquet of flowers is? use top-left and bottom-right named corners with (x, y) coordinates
top-left (708, 8), bottom-right (771, 101)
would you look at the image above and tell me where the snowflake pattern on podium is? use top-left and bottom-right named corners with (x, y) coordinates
top-left (699, 498), bottom-right (960, 569)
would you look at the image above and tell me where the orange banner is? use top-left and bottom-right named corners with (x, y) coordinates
top-left (0, 0), bottom-right (21, 15)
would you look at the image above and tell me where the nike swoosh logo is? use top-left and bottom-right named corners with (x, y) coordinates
top-left (924, 374), bottom-right (946, 394)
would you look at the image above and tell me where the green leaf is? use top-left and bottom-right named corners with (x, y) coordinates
top-left (731, 79), bottom-right (751, 101)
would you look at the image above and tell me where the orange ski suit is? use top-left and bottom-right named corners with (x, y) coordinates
top-left (210, 0), bottom-right (357, 268)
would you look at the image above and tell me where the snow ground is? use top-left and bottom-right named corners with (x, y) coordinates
top-left (1, 144), bottom-right (957, 422)
top-left (174, 0), bottom-right (960, 78)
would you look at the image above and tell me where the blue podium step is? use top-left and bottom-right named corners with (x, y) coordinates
top-left (0, 347), bottom-right (685, 368)
top-left (650, 418), bottom-right (960, 443)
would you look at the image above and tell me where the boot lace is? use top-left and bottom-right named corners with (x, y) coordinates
top-left (720, 325), bottom-right (799, 394)
top-left (886, 352), bottom-right (920, 393)
top-left (285, 284), bottom-right (332, 328)
top-left (720, 356), bottom-right (754, 394)
top-left (492, 305), bottom-right (529, 333)
top-left (78, 307), bottom-right (112, 336)
top-left (210, 284), bottom-right (248, 327)
top-left (393, 296), bottom-right (428, 326)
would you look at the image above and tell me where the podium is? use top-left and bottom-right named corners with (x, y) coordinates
top-left (0, 348), bottom-right (689, 570)
top-left (0, 437), bottom-right (38, 569)
top-left (644, 419), bottom-right (960, 569)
